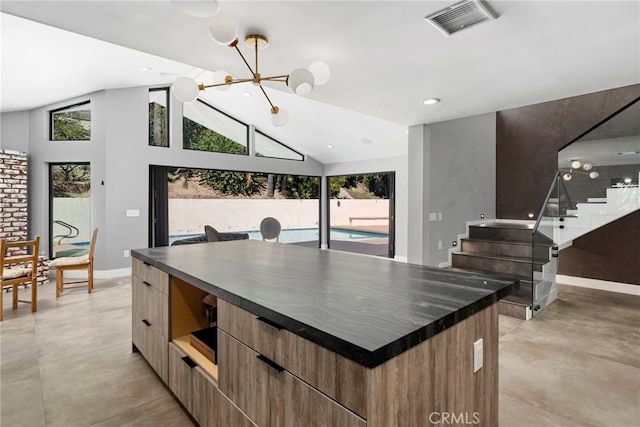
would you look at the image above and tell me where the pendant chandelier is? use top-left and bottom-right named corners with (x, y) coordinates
top-left (561, 160), bottom-right (599, 181)
top-left (169, 0), bottom-right (330, 127)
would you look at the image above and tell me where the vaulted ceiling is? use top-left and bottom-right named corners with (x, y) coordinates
top-left (2, 1), bottom-right (638, 164)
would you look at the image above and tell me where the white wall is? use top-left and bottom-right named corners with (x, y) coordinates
top-left (167, 198), bottom-right (389, 236)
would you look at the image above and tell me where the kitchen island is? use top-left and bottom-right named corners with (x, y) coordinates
top-left (132, 240), bottom-right (516, 427)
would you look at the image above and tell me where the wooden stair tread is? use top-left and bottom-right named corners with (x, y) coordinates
top-left (470, 222), bottom-right (535, 230)
top-left (454, 251), bottom-right (547, 265)
top-left (461, 237), bottom-right (551, 247)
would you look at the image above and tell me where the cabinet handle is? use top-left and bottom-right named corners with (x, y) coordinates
top-left (256, 355), bottom-right (284, 373)
top-left (181, 356), bottom-right (197, 369)
top-left (143, 281), bottom-right (152, 287)
top-left (142, 319), bottom-right (151, 327)
top-left (256, 316), bottom-right (283, 331)
top-left (143, 261), bottom-right (152, 266)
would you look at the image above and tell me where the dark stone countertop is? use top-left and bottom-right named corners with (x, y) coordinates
top-left (132, 240), bottom-right (516, 368)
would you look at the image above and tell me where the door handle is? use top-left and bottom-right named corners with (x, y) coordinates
top-left (256, 355), bottom-right (284, 373)
top-left (181, 356), bottom-right (197, 369)
top-left (256, 316), bottom-right (283, 331)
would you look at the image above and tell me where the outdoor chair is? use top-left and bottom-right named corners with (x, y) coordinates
top-left (0, 235), bottom-right (40, 321)
top-left (50, 228), bottom-right (98, 297)
top-left (204, 225), bottom-right (223, 242)
top-left (260, 217), bottom-right (281, 242)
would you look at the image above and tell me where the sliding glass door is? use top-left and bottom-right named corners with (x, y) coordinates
top-left (327, 172), bottom-right (395, 258)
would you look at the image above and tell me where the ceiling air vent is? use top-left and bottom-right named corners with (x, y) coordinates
top-left (425, 0), bottom-right (497, 36)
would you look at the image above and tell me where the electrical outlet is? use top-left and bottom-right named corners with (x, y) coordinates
top-left (123, 250), bottom-right (130, 258)
top-left (473, 338), bottom-right (483, 373)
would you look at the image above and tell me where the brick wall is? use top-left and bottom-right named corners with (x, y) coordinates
top-left (0, 150), bottom-right (28, 251)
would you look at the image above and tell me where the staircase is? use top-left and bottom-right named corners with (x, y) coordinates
top-left (557, 186), bottom-right (640, 248)
top-left (452, 222), bottom-right (555, 319)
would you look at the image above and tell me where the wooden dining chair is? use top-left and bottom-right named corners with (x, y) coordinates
top-left (0, 235), bottom-right (40, 321)
top-left (49, 228), bottom-right (98, 297)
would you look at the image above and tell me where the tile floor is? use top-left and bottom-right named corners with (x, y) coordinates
top-left (1, 278), bottom-right (638, 426)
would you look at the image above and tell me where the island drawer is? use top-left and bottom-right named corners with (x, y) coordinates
top-left (218, 300), bottom-right (368, 418)
top-left (169, 342), bottom-right (217, 427)
top-left (218, 330), bottom-right (366, 427)
top-left (132, 258), bottom-right (169, 295)
top-left (132, 275), bottom-right (169, 338)
top-left (133, 311), bottom-right (168, 382)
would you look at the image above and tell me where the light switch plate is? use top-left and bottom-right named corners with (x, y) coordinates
top-left (473, 338), bottom-right (483, 373)
top-left (126, 209), bottom-right (140, 217)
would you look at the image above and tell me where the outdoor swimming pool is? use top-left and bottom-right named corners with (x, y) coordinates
top-left (169, 227), bottom-right (387, 245)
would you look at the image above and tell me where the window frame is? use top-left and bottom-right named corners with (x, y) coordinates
top-left (49, 100), bottom-right (92, 141)
top-left (182, 99), bottom-right (250, 155)
top-left (255, 129), bottom-right (305, 161)
top-left (148, 87), bottom-right (170, 147)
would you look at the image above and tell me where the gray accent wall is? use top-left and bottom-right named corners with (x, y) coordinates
top-left (2, 87), bottom-right (324, 272)
top-left (1, 111), bottom-right (30, 152)
top-left (408, 113), bottom-right (496, 267)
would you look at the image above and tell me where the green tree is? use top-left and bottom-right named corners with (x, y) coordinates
top-left (53, 113), bottom-right (90, 140)
top-left (329, 176), bottom-right (347, 198)
top-left (149, 102), bottom-right (168, 147)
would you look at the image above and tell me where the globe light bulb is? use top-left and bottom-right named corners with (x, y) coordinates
top-left (571, 160), bottom-right (581, 169)
top-left (308, 61), bottom-right (330, 85)
top-left (589, 171), bottom-right (600, 179)
top-left (209, 14), bottom-right (238, 45)
top-left (563, 173), bottom-right (572, 181)
top-left (172, 77), bottom-right (199, 103)
top-left (270, 107), bottom-right (289, 127)
top-left (287, 68), bottom-right (315, 96)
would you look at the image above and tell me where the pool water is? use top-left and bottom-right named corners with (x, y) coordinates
top-left (169, 227), bottom-right (387, 245)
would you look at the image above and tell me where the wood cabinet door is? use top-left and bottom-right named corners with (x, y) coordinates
top-left (192, 367), bottom-right (218, 427)
top-left (132, 258), bottom-right (169, 294)
top-left (168, 343), bottom-right (195, 414)
top-left (283, 372), bottom-right (366, 427)
top-left (133, 312), bottom-right (168, 381)
top-left (218, 330), bottom-right (284, 426)
top-left (132, 276), bottom-right (169, 338)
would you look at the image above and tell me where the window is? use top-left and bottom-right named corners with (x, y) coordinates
top-left (255, 130), bottom-right (304, 161)
top-left (149, 88), bottom-right (169, 147)
top-left (50, 101), bottom-right (91, 141)
top-left (183, 100), bottom-right (248, 155)
top-left (149, 165), bottom-right (319, 247)
top-left (49, 163), bottom-right (91, 258)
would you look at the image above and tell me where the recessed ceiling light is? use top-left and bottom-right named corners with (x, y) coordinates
top-left (327, 144), bottom-right (334, 149)
top-left (422, 98), bottom-right (440, 105)
top-left (139, 67), bottom-right (152, 72)
top-left (361, 138), bottom-right (372, 144)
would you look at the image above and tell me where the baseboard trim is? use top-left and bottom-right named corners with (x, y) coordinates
top-left (556, 275), bottom-right (640, 296)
